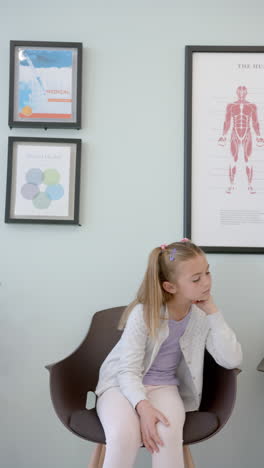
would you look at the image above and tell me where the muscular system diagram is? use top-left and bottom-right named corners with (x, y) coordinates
top-left (218, 86), bottom-right (264, 194)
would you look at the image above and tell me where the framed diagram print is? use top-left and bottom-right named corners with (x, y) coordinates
top-left (184, 45), bottom-right (264, 253)
top-left (5, 137), bottom-right (81, 224)
top-left (8, 41), bottom-right (82, 129)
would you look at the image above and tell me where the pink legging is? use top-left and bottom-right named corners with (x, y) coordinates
top-left (96, 385), bottom-right (186, 468)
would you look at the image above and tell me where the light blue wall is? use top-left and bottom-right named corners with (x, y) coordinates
top-left (1, 2), bottom-right (264, 467)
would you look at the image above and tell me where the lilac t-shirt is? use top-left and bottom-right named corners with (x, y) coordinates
top-left (142, 311), bottom-right (191, 386)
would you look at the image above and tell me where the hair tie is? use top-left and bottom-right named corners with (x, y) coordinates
top-left (180, 238), bottom-right (189, 242)
top-left (160, 244), bottom-right (167, 250)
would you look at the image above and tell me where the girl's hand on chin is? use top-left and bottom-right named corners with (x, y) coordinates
top-left (192, 295), bottom-right (219, 315)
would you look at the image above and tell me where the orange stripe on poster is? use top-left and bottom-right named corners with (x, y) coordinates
top-left (48, 99), bottom-right (72, 102)
top-left (19, 113), bottom-right (72, 119)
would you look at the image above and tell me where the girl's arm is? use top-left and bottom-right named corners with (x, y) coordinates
top-left (195, 296), bottom-right (242, 369)
top-left (205, 311), bottom-right (242, 369)
top-left (117, 305), bottom-right (171, 454)
top-left (117, 304), bottom-right (149, 408)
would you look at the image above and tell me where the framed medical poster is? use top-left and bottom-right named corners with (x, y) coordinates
top-left (184, 45), bottom-right (264, 253)
top-left (5, 137), bottom-right (81, 224)
top-left (8, 41), bottom-right (82, 129)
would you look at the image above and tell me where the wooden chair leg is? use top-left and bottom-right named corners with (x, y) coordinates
top-left (88, 443), bottom-right (106, 468)
top-left (98, 445), bottom-right (106, 468)
top-left (183, 445), bottom-right (195, 468)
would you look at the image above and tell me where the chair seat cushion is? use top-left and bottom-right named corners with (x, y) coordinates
top-left (183, 411), bottom-right (219, 444)
top-left (70, 408), bottom-right (219, 445)
top-left (70, 409), bottom-right (106, 444)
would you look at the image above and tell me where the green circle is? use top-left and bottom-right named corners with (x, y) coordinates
top-left (32, 192), bottom-right (52, 209)
top-left (43, 169), bottom-right (60, 185)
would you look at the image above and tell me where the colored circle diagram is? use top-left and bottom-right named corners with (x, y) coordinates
top-left (21, 168), bottom-right (64, 209)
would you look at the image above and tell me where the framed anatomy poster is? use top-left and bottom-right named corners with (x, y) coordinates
top-left (184, 45), bottom-right (264, 253)
top-left (8, 41), bottom-right (82, 129)
top-left (5, 137), bottom-right (81, 224)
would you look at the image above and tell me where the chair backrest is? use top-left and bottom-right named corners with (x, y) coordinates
top-left (68, 306), bottom-right (125, 391)
top-left (200, 350), bottom-right (219, 410)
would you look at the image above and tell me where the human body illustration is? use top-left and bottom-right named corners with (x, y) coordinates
top-left (94, 239), bottom-right (242, 468)
top-left (218, 86), bottom-right (264, 194)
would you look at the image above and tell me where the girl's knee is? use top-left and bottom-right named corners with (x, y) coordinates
top-left (106, 424), bottom-right (141, 450)
top-left (157, 420), bottom-right (184, 445)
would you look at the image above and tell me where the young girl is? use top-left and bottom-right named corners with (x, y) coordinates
top-left (95, 239), bottom-right (242, 468)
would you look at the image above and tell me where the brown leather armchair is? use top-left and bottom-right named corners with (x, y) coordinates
top-left (46, 306), bottom-right (240, 466)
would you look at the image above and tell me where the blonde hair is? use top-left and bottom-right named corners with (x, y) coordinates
top-left (118, 240), bottom-right (203, 337)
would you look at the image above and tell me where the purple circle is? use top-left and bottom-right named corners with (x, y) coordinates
top-left (21, 183), bottom-right (39, 200)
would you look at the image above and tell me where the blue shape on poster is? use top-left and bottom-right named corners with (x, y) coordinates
top-left (19, 49), bottom-right (73, 68)
top-left (26, 168), bottom-right (43, 185)
top-left (18, 82), bottom-right (32, 109)
top-left (46, 184), bottom-right (64, 200)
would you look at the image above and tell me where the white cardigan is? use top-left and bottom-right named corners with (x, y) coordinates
top-left (95, 304), bottom-right (242, 412)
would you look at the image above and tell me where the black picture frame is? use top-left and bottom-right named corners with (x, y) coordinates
top-left (8, 41), bottom-right (82, 129)
top-left (184, 45), bottom-right (264, 253)
top-left (5, 137), bottom-right (81, 224)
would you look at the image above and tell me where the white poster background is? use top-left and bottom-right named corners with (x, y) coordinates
top-left (14, 144), bottom-right (70, 217)
top-left (18, 65), bottom-right (73, 115)
top-left (192, 52), bottom-right (264, 247)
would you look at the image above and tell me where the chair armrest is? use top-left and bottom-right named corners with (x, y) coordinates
top-left (46, 307), bottom-right (125, 436)
top-left (45, 362), bottom-right (60, 371)
top-left (201, 366), bottom-right (239, 427)
top-left (48, 357), bottom-right (88, 429)
top-left (257, 358), bottom-right (264, 372)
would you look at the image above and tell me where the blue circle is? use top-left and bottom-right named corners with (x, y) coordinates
top-left (46, 184), bottom-right (64, 200)
top-left (26, 168), bottom-right (43, 185)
